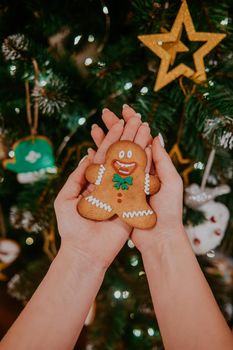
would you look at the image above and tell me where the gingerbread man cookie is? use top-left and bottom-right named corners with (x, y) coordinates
top-left (77, 140), bottom-right (160, 229)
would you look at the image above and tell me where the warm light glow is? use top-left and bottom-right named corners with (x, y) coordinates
top-left (78, 117), bottom-right (86, 125)
top-left (102, 6), bottom-right (109, 14)
top-left (124, 82), bottom-right (133, 90)
top-left (74, 35), bottom-right (82, 45)
top-left (84, 58), bottom-right (93, 66)
top-left (26, 237), bottom-right (34, 245)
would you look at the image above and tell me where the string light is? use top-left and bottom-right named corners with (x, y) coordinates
top-left (138, 271), bottom-right (145, 276)
top-left (194, 161), bottom-right (204, 170)
top-left (40, 80), bottom-right (47, 87)
top-left (207, 250), bottom-right (215, 258)
top-left (203, 92), bottom-right (209, 99)
top-left (84, 57), bottom-right (93, 66)
top-left (140, 86), bottom-right (148, 95)
top-left (113, 290), bottom-right (121, 299)
top-left (88, 35), bottom-right (95, 42)
top-left (147, 327), bottom-right (155, 336)
top-left (127, 239), bottom-right (135, 248)
top-left (25, 237), bottom-right (34, 245)
top-left (122, 290), bottom-right (130, 299)
top-left (102, 6), bottom-right (109, 14)
top-left (220, 18), bottom-right (228, 25)
top-left (113, 289), bottom-right (130, 300)
top-left (78, 117), bottom-right (86, 125)
top-left (8, 150), bottom-right (15, 158)
top-left (74, 35), bottom-right (82, 45)
top-left (98, 61), bottom-right (106, 67)
top-left (124, 82), bottom-right (133, 90)
top-left (130, 255), bottom-right (139, 267)
top-left (9, 65), bottom-right (16, 76)
top-left (132, 329), bottom-right (142, 337)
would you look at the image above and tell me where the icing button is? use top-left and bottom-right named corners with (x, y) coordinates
top-left (117, 193), bottom-right (123, 197)
top-left (117, 199), bottom-right (122, 203)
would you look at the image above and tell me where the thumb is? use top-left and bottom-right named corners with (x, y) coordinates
top-left (55, 150), bottom-right (95, 203)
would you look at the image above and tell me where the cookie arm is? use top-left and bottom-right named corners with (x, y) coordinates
top-left (85, 164), bottom-right (101, 184)
top-left (149, 175), bottom-right (160, 195)
top-left (144, 174), bottom-right (160, 195)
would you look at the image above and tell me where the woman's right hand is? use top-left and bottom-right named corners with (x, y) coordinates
top-left (131, 136), bottom-right (186, 254)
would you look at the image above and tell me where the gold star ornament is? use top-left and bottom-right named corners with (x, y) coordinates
top-left (138, 0), bottom-right (226, 91)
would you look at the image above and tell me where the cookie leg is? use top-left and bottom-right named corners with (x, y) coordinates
top-left (120, 207), bottom-right (156, 229)
top-left (78, 195), bottom-right (114, 221)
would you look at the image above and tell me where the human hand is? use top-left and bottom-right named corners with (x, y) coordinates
top-left (131, 136), bottom-right (185, 254)
top-left (54, 107), bottom-right (151, 270)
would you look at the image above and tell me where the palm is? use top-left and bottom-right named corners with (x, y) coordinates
top-left (57, 199), bottom-right (130, 268)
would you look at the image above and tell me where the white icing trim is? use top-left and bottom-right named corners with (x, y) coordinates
top-left (122, 209), bottom-right (154, 219)
top-left (95, 165), bottom-right (106, 185)
top-left (85, 195), bottom-right (112, 212)
top-left (144, 173), bottom-right (150, 195)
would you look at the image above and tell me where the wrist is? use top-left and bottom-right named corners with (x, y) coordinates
top-left (58, 241), bottom-right (108, 276)
top-left (140, 225), bottom-right (190, 259)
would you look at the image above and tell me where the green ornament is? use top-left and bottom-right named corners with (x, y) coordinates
top-left (112, 173), bottom-right (133, 190)
top-left (3, 135), bottom-right (56, 183)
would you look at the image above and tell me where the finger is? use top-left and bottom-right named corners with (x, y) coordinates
top-left (152, 136), bottom-right (180, 183)
top-left (122, 104), bottom-right (141, 122)
top-left (145, 146), bottom-right (152, 173)
top-left (134, 122), bottom-right (151, 149)
top-left (102, 108), bottom-right (120, 130)
top-left (55, 152), bottom-right (95, 202)
top-left (120, 115), bottom-right (142, 141)
top-left (94, 120), bottom-right (124, 164)
top-left (91, 124), bottom-right (105, 147)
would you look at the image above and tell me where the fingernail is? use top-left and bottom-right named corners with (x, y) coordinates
top-left (91, 124), bottom-right (98, 130)
top-left (142, 122), bottom-right (149, 126)
top-left (135, 113), bottom-right (141, 119)
top-left (119, 119), bottom-right (124, 124)
top-left (123, 104), bottom-right (130, 109)
top-left (79, 155), bottom-right (88, 164)
top-left (87, 148), bottom-right (93, 155)
top-left (102, 108), bottom-right (109, 113)
top-left (158, 133), bottom-right (165, 148)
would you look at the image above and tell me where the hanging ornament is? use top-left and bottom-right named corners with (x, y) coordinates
top-left (169, 143), bottom-right (193, 186)
top-left (0, 238), bottom-right (21, 281)
top-left (3, 136), bottom-right (57, 184)
top-left (2, 34), bottom-right (29, 61)
top-left (2, 58), bottom-right (57, 183)
top-left (32, 74), bottom-right (69, 115)
top-left (138, 0), bottom-right (226, 91)
top-left (184, 149), bottom-right (231, 255)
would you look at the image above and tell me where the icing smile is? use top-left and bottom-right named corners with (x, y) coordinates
top-left (112, 160), bottom-right (137, 176)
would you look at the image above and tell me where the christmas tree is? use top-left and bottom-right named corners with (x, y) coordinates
top-left (0, 0), bottom-right (233, 348)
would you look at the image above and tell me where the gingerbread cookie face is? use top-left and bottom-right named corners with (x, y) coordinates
top-left (106, 141), bottom-right (147, 177)
top-left (77, 140), bottom-right (160, 229)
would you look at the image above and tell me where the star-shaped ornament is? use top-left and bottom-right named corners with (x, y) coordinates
top-left (160, 27), bottom-right (189, 65)
top-left (169, 143), bottom-right (194, 186)
top-left (138, 0), bottom-right (226, 91)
